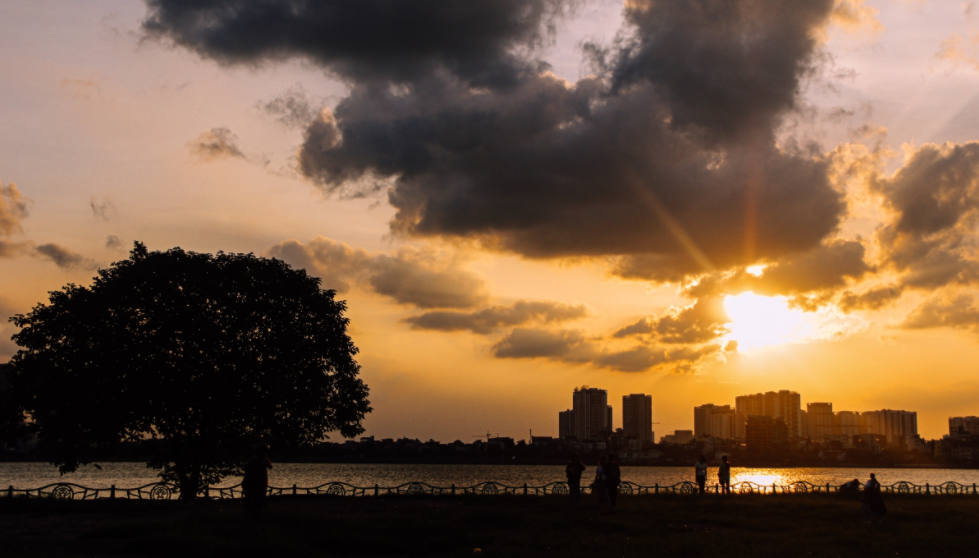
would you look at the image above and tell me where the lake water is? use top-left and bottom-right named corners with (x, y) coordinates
top-left (3, 462), bottom-right (979, 490)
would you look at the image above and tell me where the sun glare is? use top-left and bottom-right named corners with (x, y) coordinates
top-left (724, 292), bottom-right (808, 350)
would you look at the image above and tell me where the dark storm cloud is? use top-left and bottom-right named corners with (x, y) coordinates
top-left (873, 142), bottom-right (979, 290)
top-left (34, 243), bottom-right (98, 271)
top-left (609, 0), bottom-right (835, 143)
top-left (613, 297), bottom-right (729, 344)
top-left (901, 293), bottom-right (979, 333)
top-left (142, 0), bottom-right (570, 84)
top-left (404, 300), bottom-right (589, 334)
top-left (188, 127), bottom-right (245, 161)
top-left (258, 85), bottom-right (322, 129)
top-left (491, 326), bottom-right (726, 373)
top-left (682, 240), bottom-right (871, 304)
top-left (147, 0), bottom-right (846, 282)
top-left (266, 236), bottom-right (487, 309)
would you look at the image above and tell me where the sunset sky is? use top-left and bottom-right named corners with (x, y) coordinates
top-left (3, 0), bottom-right (979, 442)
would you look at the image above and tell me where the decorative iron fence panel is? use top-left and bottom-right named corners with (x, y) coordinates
top-left (4, 480), bottom-right (978, 500)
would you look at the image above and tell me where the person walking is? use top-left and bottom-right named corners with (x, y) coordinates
top-left (861, 473), bottom-right (887, 524)
top-left (565, 453), bottom-right (586, 504)
top-left (694, 455), bottom-right (708, 495)
top-left (605, 453), bottom-right (622, 507)
top-left (243, 443), bottom-right (273, 514)
top-left (718, 455), bottom-right (731, 495)
top-left (594, 455), bottom-right (610, 506)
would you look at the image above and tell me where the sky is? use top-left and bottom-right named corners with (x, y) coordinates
top-left (2, 0), bottom-right (979, 441)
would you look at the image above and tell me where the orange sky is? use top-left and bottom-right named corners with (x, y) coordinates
top-left (2, 1), bottom-right (979, 441)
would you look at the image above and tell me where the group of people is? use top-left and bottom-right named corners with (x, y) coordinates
top-left (564, 453), bottom-right (622, 506)
top-left (694, 454), bottom-right (732, 494)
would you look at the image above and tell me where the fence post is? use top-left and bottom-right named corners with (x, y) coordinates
top-left (7, 485), bottom-right (12, 498)
top-left (451, 484), bottom-right (456, 495)
top-left (772, 483), bottom-right (776, 495)
top-left (926, 483), bottom-right (930, 495)
top-left (374, 484), bottom-right (379, 497)
top-left (204, 485), bottom-right (210, 499)
top-left (826, 483), bottom-right (830, 493)
top-left (973, 483), bottom-right (976, 495)
top-left (523, 483), bottom-right (528, 496)
top-left (292, 484), bottom-right (297, 496)
top-left (110, 485), bottom-right (116, 499)
top-left (654, 483), bottom-right (658, 494)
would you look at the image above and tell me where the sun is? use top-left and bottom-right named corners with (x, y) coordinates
top-left (724, 292), bottom-right (808, 350)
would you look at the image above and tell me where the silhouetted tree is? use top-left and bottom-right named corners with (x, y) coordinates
top-left (5, 243), bottom-right (370, 499)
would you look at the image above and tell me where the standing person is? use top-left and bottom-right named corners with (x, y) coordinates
top-left (861, 473), bottom-right (887, 524)
top-left (718, 455), bottom-right (731, 495)
top-left (565, 453), bottom-right (586, 504)
top-left (605, 453), bottom-right (622, 508)
top-left (594, 455), bottom-right (610, 506)
top-left (694, 455), bottom-right (708, 495)
top-left (243, 443), bottom-right (273, 514)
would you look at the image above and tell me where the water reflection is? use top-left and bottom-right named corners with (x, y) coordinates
top-left (2, 462), bottom-right (978, 490)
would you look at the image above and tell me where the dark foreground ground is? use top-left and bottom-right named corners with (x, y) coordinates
top-left (2, 494), bottom-right (977, 558)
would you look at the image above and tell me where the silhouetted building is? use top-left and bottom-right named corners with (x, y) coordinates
top-left (745, 415), bottom-right (788, 456)
top-left (861, 409), bottom-right (917, 446)
top-left (559, 409), bottom-right (575, 439)
top-left (806, 402), bottom-right (834, 441)
top-left (736, 390), bottom-right (801, 438)
top-left (949, 416), bottom-right (979, 436)
top-left (661, 430), bottom-right (694, 445)
top-left (573, 386), bottom-right (610, 441)
top-left (694, 403), bottom-right (736, 439)
top-left (834, 411), bottom-right (863, 437)
top-left (622, 394), bottom-right (653, 442)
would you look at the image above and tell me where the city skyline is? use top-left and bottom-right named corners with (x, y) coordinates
top-left (5, 2), bottom-right (979, 442)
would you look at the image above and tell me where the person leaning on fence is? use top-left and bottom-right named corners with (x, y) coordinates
top-left (243, 443), bottom-right (273, 514)
top-left (594, 455), bottom-right (610, 506)
top-left (860, 473), bottom-right (887, 524)
top-left (605, 453), bottom-right (622, 508)
top-left (718, 455), bottom-right (731, 495)
top-left (565, 453), bottom-right (586, 504)
top-left (694, 455), bottom-right (708, 495)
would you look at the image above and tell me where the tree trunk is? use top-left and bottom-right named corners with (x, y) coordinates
top-left (177, 465), bottom-right (202, 500)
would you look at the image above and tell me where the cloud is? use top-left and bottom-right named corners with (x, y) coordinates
top-left (901, 292), bottom-right (979, 333)
top-left (142, 0), bottom-right (570, 84)
top-left (147, 0), bottom-right (847, 283)
top-left (838, 284), bottom-right (903, 312)
top-left (105, 235), bottom-right (125, 251)
top-left (34, 243), bottom-right (98, 271)
top-left (266, 236), bottom-right (487, 308)
top-left (404, 300), bottom-right (589, 334)
top-left (0, 181), bottom-right (31, 238)
top-left (188, 127), bottom-right (246, 161)
top-left (491, 327), bottom-right (726, 373)
top-left (257, 85), bottom-right (323, 129)
top-left (829, 0), bottom-right (882, 35)
top-left (872, 142), bottom-right (979, 289)
top-left (613, 297), bottom-right (730, 344)
top-left (937, 31), bottom-right (979, 71)
top-left (90, 196), bottom-right (117, 221)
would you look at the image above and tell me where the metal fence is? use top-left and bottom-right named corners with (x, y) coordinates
top-left (5, 479), bottom-right (979, 500)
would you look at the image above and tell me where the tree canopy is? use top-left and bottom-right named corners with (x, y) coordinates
top-left (5, 242), bottom-right (370, 498)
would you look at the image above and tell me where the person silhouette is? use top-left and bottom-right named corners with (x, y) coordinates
top-left (861, 473), bottom-right (887, 524)
top-left (718, 455), bottom-right (731, 494)
top-left (243, 443), bottom-right (273, 514)
top-left (694, 455), bottom-right (708, 495)
top-left (605, 453), bottom-right (622, 507)
top-left (594, 455), bottom-right (610, 506)
top-left (565, 453), bottom-right (586, 504)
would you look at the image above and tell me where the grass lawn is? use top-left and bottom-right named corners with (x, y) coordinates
top-left (2, 493), bottom-right (977, 557)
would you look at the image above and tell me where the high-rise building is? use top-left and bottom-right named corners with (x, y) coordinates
top-left (950, 416), bottom-right (979, 436)
top-left (806, 403), bottom-right (834, 441)
top-left (861, 410), bottom-right (917, 446)
top-left (559, 409), bottom-right (575, 439)
top-left (833, 411), bottom-right (863, 437)
top-left (622, 394), bottom-right (653, 442)
top-left (736, 390), bottom-right (801, 438)
top-left (708, 409), bottom-right (738, 440)
top-left (745, 415), bottom-right (788, 455)
top-left (573, 386), bottom-right (610, 440)
top-left (661, 430), bottom-right (694, 444)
